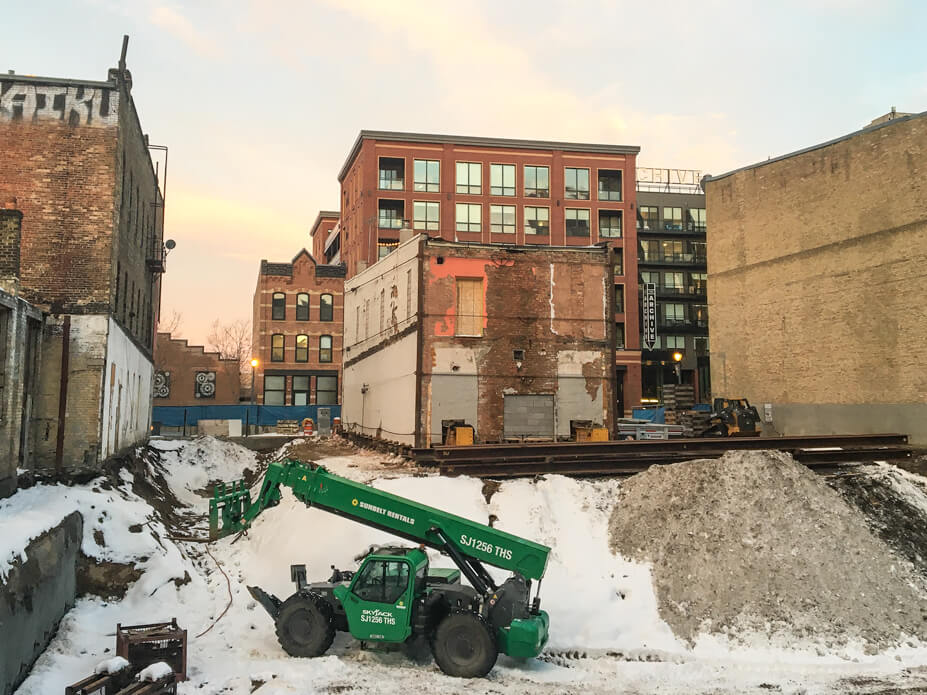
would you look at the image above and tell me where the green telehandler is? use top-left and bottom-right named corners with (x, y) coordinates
top-left (209, 458), bottom-right (551, 678)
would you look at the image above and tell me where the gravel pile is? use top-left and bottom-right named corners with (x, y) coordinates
top-left (609, 449), bottom-right (927, 650)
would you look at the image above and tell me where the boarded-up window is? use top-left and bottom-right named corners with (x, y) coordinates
top-left (456, 278), bottom-right (483, 337)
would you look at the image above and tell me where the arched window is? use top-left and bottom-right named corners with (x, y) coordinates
top-left (320, 294), bottom-right (333, 322)
top-left (295, 334), bottom-right (309, 362)
top-left (319, 335), bottom-right (333, 363)
top-left (272, 292), bottom-right (286, 320)
top-left (271, 334), bottom-right (285, 362)
top-left (296, 293), bottom-right (309, 321)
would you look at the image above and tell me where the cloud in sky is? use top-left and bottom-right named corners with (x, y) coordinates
top-left (8, 0), bottom-right (927, 344)
top-left (149, 4), bottom-right (221, 59)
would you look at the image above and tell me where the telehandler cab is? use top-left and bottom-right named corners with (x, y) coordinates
top-left (209, 458), bottom-right (551, 678)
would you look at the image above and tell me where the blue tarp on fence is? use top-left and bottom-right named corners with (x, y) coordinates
top-left (152, 404), bottom-right (342, 428)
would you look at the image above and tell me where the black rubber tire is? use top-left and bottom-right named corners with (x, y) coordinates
top-left (274, 592), bottom-right (335, 658)
top-left (431, 611), bottom-right (498, 678)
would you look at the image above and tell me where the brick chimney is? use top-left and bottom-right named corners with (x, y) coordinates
top-left (0, 196), bottom-right (23, 294)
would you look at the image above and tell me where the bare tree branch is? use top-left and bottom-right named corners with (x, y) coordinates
top-left (206, 318), bottom-right (252, 375)
top-left (161, 309), bottom-right (183, 337)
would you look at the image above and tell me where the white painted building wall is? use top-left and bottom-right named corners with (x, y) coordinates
top-left (343, 235), bottom-right (420, 355)
top-left (100, 318), bottom-right (153, 457)
top-left (342, 334), bottom-right (418, 445)
top-left (342, 235), bottom-right (421, 445)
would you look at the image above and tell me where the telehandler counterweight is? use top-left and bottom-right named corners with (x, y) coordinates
top-left (209, 458), bottom-right (551, 678)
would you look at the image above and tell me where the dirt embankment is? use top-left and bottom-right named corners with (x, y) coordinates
top-left (609, 450), bottom-right (927, 650)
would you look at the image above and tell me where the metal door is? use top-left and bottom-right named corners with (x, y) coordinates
top-left (317, 407), bottom-right (332, 436)
top-left (503, 394), bottom-right (555, 441)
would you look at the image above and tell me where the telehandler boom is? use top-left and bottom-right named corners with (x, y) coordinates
top-left (209, 458), bottom-right (551, 678)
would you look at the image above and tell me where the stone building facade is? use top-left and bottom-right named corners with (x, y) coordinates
top-left (342, 235), bottom-right (614, 446)
top-left (153, 332), bottom-right (241, 406)
top-left (0, 58), bottom-right (166, 477)
top-left (251, 250), bottom-right (345, 406)
top-left (703, 110), bottom-right (927, 444)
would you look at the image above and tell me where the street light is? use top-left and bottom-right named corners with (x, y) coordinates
top-left (250, 359), bottom-right (259, 404)
top-left (672, 351), bottom-right (683, 384)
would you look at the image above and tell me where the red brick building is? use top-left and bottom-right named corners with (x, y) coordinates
top-left (309, 210), bottom-right (340, 266)
top-left (153, 332), bottom-right (241, 406)
top-left (0, 55), bottom-right (166, 474)
top-left (335, 131), bottom-right (641, 413)
top-left (251, 250), bottom-right (345, 406)
top-left (342, 236), bottom-right (614, 445)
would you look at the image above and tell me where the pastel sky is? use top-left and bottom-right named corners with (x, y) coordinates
top-left (3, 0), bottom-right (926, 346)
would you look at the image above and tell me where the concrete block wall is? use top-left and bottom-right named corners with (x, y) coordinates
top-left (0, 511), bottom-right (82, 695)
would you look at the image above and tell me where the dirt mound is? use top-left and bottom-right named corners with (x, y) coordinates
top-left (608, 450), bottom-right (927, 650)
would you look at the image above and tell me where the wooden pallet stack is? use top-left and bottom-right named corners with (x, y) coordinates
top-left (275, 419), bottom-right (300, 435)
top-left (662, 385), bottom-right (697, 435)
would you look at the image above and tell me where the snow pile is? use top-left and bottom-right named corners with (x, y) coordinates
top-left (0, 472), bottom-right (184, 582)
top-left (94, 656), bottom-right (130, 674)
top-left (137, 662), bottom-right (174, 682)
top-left (148, 436), bottom-right (259, 507)
top-left (608, 449), bottom-right (927, 649)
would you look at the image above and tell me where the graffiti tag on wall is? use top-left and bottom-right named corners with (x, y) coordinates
top-left (0, 81), bottom-right (119, 126)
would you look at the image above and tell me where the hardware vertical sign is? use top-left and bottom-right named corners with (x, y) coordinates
top-left (643, 283), bottom-right (657, 351)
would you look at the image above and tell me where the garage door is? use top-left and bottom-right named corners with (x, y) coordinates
top-left (503, 394), bottom-right (555, 440)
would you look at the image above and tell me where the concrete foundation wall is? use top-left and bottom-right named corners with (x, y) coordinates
top-left (0, 511), bottom-right (82, 695)
top-left (342, 331), bottom-right (417, 445)
top-left (761, 403), bottom-right (927, 444)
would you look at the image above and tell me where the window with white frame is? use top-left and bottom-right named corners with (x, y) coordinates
top-left (564, 167), bottom-right (590, 200)
top-left (490, 205), bottom-right (515, 234)
top-left (524, 206), bottom-right (549, 235)
top-left (456, 162), bottom-right (481, 194)
top-left (413, 201), bottom-right (439, 231)
top-left (565, 208), bottom-right (590, 236)
top-left (456, 203), bottom-right (481, 233)
top-left (524, 165), bottom-right (549, 197)
top-left (490, 164), bottom-right (515, 196)
top-left (598, 210), bottom-right (622, 238)
top-left (413, 159), bottom-right (440, 192)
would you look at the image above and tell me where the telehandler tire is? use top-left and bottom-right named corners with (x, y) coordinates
top-left (431, 611), bottom-right (498, 678)
top-left (275, 592), bottom-right (335, 657)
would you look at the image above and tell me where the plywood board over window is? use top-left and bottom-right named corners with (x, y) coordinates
top-left (456, 277), bottom-right (483, 337)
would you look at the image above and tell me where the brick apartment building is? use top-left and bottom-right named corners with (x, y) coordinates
top-left (153, 332), bottom-right (242, 406)
top-left (309, 210), bottom-right (340, 265)
top-left (636, 168), bottom-right (710, 404)
top-left (342, 235), bottom-right (614, 446)
top-left (0, 49), bottom-right (167, 485)
top-left (252, 249), bottom-right (346, 406)
top-left (333, 131), bottom-right (641, 413)
top-left (704, 109), bottom-right (927, 444)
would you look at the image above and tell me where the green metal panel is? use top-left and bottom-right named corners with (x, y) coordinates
top-left (495, 610), bottom-right (550, 659)
top-left (210, 459), bottom-right (550, 581)
top-left (308, 466), bottom-right (549, 581)
top-left (334, 554), bottom-right (415, 643)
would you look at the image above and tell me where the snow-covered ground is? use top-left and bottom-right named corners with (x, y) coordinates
top-left (7, 436), bottom-right (927, 694)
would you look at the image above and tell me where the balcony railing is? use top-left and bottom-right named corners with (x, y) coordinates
top-left (378, 216), bottom-right (407, 230)
top-left (640, 253), bottom-right (707, 266)
top-left (653, 284), bottom-right (708, 297)
top-left (379, 177), bottom-right (404, 191)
